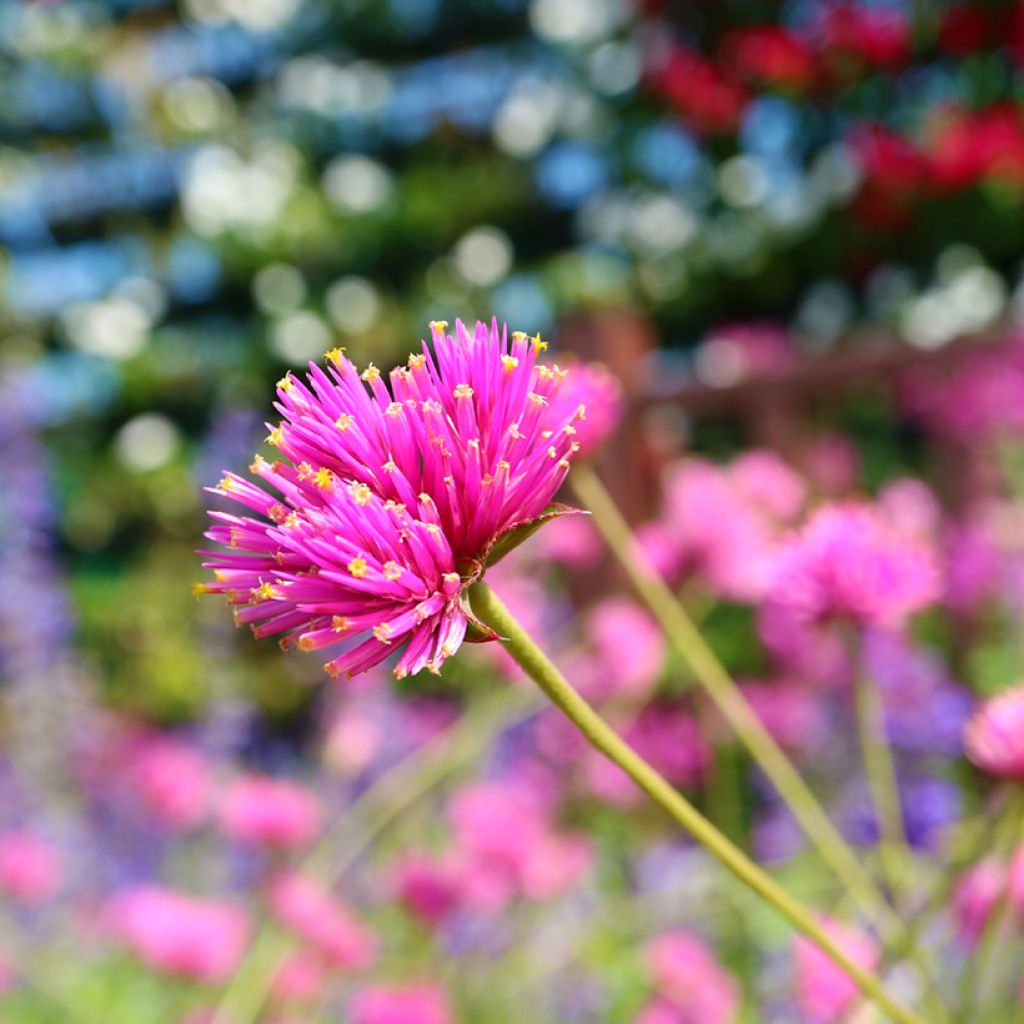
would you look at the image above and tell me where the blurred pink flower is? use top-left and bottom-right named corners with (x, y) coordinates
top-left (945, 520), bottom-right (1001, 613)
top-left (729, 451), bottom-right (806, 523)
top-left (323, 707), bottom-right (383, 775)
top-left (877, 478), bottom-right (941, 543)
top-left (271, 950), bottom-right (328, 1004)
top-left (638, 930), bottom-right (739, 1024)
top-left (133, 738), bottom-right (211, 830)
top-left (268, 872), bottom-right (376, 970)
top-left (739, 680), bottom-right (825, 752)
top-left (767, 503), bottom-right (940, 629)
top-left (350, 983), bottom-right (452, 1024)
top-left (0, 831), bottom-right (61, 905)
top-left (953, 859), bottom-right (1006, 943)
top-left (391, 852), bottom-right (464, 927)
top-left (586, 707), bottom-right (709, 808)
top-left (794, 918), bottom-right (878, 1022)
top-left (585, 597), bottom-right (665, 698)
top-left (110, 886), bottom-right (248, 983)
top-left (534, 513), bottom-right (602, 570)
top-left (804, 435), bottom-right (860, 496)
top-left (964, 685), bottom-right (1024, 780)
top-left (545, 359), bottom-right (623, 459)
top-left (220, 776), bottom-right (322, 850)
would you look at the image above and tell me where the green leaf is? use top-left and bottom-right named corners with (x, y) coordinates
top-left (483, 503), bottom-right (587, 567)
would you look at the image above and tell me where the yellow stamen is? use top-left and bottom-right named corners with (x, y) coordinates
top-left (373, 623), bottom-right (393, 644)
top-left (527, 392), bottom-right (548, 406)
top-left (267, 426), bottom-right (285, 447)
top-left (277, 375), bottom-right (293, 392)
top-left (408, 353), bottom-right (427, 370)
top-left (335, 413), bottom-right (354, 431)
top-left (297, 462), bottom-right (314, 480)
top-left (219, 475), bottom-right (234, 492)
top-left (332, 616), bottom-right (352, 632)
top-left (429, 320), bottom-right (449, 332)
top-left (268, 503), bottom-right (288, 523)
top-left (298, 635), bottom-right (315, 653)
top-left (386, 402), bottom-right (404, 417)
top-left (314, 468), bottom-right (333, 490)
top-left (325, 347), bottom-right (346, 365)
top-left (250, 454), bottom-right (267, 474)
top-left (453, 383), bottom-right (473, 400)
top-left (502, 354), bottom-right (519, 372)
top-left (383, 562), bottom-right (402, 581)
top-left (531, 332), bottom-right (548, 351)
top-left (191, 581), bottom-right (211, 597)
top-left (348, 556), bottom-right (368, 578)
top-left (361, 364), bottom-right (381, 383)
top-left (349, 482), bottom-right (372, 506)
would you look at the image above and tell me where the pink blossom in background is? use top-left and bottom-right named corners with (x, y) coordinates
top-left (219, 775), bottom-right (322, 850)
top-left (695, 323), bottom-right (795, 386)
top-left (268, 872), bottom-right (376, 970)
top-left (391, 852), bottom-right (464, 927)
top-left (658, 459), bottom-right (776, 600)
top-left (803, 435), bottom-right (860, 496)
top-left (964, 685), bottom-right (1024, 780)
top-left (638, 930), bottom-right (739, 1024)
top-left (270, 950), bottom-right (328, 1004)
top-left (794, 918), bottom-right (878, 1022)
top-left (945, 520), bottom-right (1001, 613)
top-left (200, 320), bottom-right (588, 679)
top-left (350, 983), bottom-right (452, 1024)
top-left (322, 707), bottom-right (383, 775)
top-left (767, 502), bottom-right (940, 629)
top-left (953, 859), bottom-right (1006, 943)
top-left (109, 887), bottom-right (248, 983)
top-left (739, 680), bottom-right (825, 752)
top-left (519, 831), bottom-right (592, 901)
top-left (756, 600), bottom-right (849, 690)
top-left (584, 597), bottom-right (666, 698)
top-left (534, 513), bottom-right (602, 569)
top-left (586, 707), bottom-right (709, 808)
top-left (729, 450), bottom-right (806, 524)
top-left (545, 359), bottom-right (623, 459)
top-left (877, 478), bottom-right (942, 543)
top-left (0, 831), bottom-right (61, 905)
top-left (132, 738), bottom-right (211, 830)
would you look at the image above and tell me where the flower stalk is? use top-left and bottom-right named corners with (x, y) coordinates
top-left (469, 580), bottom-right (929, 1024)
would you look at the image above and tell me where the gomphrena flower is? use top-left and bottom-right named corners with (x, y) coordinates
top-left (964, 684), bottom-right (1024, 780)
top-left (197, 319), bottom-right (585, 679)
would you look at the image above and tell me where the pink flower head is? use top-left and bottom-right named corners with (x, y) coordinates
top-left (110, 886), bottom-right (248, 983)
top-left (953, 859), bottom-right (1006, 943)
top-left (271, 950), bottom-right (328, 1005)
top-left (220, 776), bottom-right (322, 850)
top-left (964, 685), bottom-right (1024, 780)
top-left (0, 831), bottom-right (61, 905)
top-left (794, 918), bottom-right (878, 1022)
top-left (739, 679), bottom-right (825, 752)
top-left (585, 597), bottom-right (665, 698)
top-left (695, 323), bottom-right (795, 385)
top-left (768, 503), bottom-right (940, 629)
top-left (729, 451), bottom-right (806, 524)
top-left (323, 707), bottom-right (382, 775)
top-left (198, 320), bottom-right (586, 679)
top-left (268, 872), bottom-right (376, 970)
top-left (133, 738), bottom-right (211, 830)
top-left (391, 852), bottom-right (464, 927)
top-left (643, 931), bottom-right (739, 1024)
top-left (350, 983), bottom-right (452, 1024)
top-left (545, 359), bottom-right (623, 459)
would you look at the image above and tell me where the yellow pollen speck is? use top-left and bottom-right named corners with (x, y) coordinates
top-left (383, 561), bottom-right (402, 581)
top-left (229, 527), bottom-right (241, 548)
top-left (548, 446), bottom-right (558, 458)
top-left (191, 581), bottom-right (211, 597)
top-left (574, 404), bottom-right (587, 421)
top-left (453, 383), bottom-right (473, 400)
top-left (214, 570), bottom-right (227, 582)
top-left (558, 458), bottom-right (571, 469)
top-left (361, 364), bottom-right (381, 383)
top-left (325, 347), bottom-right (346, 365)
top-left (528, 392), bottom-right (548, 406)
top-left (468, 438), bottom-right (480, 450)
top-left (565, 425), bottom-right (577, 437)
top-left (277, 375), bottom-right (294, 392)
top-left (314, 468), bottom-right (333, 490)
top-left (298, 635), bottom-right (315, 652)
top-left (335, 413), bottom-right (354, 431)
top-left (219, 475), bottom-right (234, 492)
top-left (253, 579), bottom-right (280, 601)
top-left (382, 459), bottom-right (397, 474)
top-left (429, 320), bottom-right (449, 332)
top-left (408, 353), bottom-right (426, 369)
top-left (373, 623), bottom-right (393, 644)
top-left (531, 332), bottom-right (548, 351)
top-left (443, 571), bottom-right (461, 586)
top-left (418, 492), bottom-right (434, 505)
top-left (332, 616), bottom-right (352, 632)
top-left (509, 423), bottom-right (523, 439)
top-left (324, 661), bottom-right (340, 678)
top-left (541, 430), bottom-right (553, 439)
top-left (250, 454), bottom-right (267, 474)
top-left (497, 460), bottom-right (510, 472)
top-left (267, 427), bottom-right (285, 447)
top-left (386, 402), bottom-right (404, 417)
top-left (426, 523), bottom-right (442, 537)
top-left (283, 512), bottom-right (300, 529)
top-left (297, 462), bottom-right (314, 480)
top-left (348, 556), bottom-right (368, 578)
top-left (511, 331), bottom-right (528, 343)
top-left (269, 503), bottom-right (288, 523)
top-left (349, 482), bottom-right (372, 506)
top-left (502, 354), bottom-right (519, 372)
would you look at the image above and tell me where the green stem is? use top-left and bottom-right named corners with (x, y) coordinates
top-left (570, 467), bottom-right (897, 934)
top-left (854, 670), bottom-right (911, 896)
top-left (211, 688), bottom-right (538, 1024)
top-left (469, 581), bottom-right (929, 1024)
